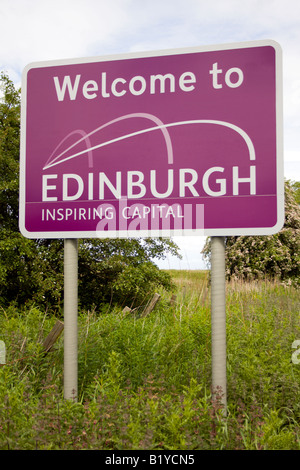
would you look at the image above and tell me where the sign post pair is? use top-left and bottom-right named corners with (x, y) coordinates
top-left (20, 40), bottom-right (283, 408)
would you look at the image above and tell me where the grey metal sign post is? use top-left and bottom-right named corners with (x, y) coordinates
top-left (63, 239), bottom-right (78, 401)
top-left (211, 236), bottom-right (227, 415)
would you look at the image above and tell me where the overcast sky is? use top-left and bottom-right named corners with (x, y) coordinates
top-left (1, 0), bottom-right (299, 269)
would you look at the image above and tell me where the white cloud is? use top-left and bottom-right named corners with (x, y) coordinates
top-left (284, 160), bottom-right (300, 182)
top-left (1, 0), bottom-right (300, 71)
top-left (0, 0), bottom-right (133, 72)
top-left (155, 236), bottom-right (207, 270)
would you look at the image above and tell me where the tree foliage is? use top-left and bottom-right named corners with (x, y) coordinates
top-left (202, 180), bottom-right (300, 284)
top-left (0, 73), bottom-right (179, 310)
top-left (0, 72), bottom-right (20, 231)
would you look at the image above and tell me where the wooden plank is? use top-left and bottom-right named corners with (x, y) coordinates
top-left (42, 320), bottom-right (64, 352)
top-left (141, 293), bottom-right (161, 317)
top-left (0, 340), bottom-right (5, 365)
top-left (122, 306), bottom-right (132, 314)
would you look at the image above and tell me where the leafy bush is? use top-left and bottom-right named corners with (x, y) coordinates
top-left (77, 243), bottom-right (175, 309)
top-left (202, 180), bottom-right (300, 285)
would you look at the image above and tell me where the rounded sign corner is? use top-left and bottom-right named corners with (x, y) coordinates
top-left (265, 39), bottom-right (282, 54)
top-left (19, 223), bottom-right (32, 239)
top-left (22, 61), bottom-right (38, 80)
top-left (270, 215), bottom-right (285, 236)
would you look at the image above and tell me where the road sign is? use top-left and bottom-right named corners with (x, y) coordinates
top-left (20, 40), bottom-right (284, 238)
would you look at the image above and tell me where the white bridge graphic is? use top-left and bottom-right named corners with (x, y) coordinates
top-left (43, 113), bottom-right (256, 171)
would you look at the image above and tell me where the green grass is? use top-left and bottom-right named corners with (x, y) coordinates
top-left (0, 271), bottom-right (300, 449)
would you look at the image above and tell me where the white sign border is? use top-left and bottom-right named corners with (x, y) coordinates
top-left (19, 39), bottom-right (284, 239)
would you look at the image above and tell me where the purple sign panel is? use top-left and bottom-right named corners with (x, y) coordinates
top-left (20, 40), bottom-right (284, 238)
